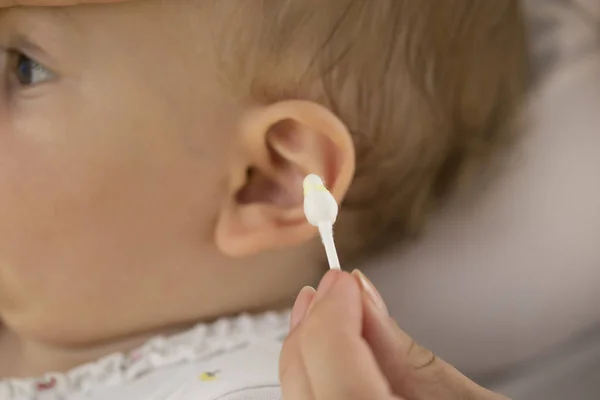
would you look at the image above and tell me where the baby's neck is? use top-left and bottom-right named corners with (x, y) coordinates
top-left (0, 322), bottom-right (193, 379)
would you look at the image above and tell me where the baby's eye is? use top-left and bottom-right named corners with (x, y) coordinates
top-left (10, 52), bottom-right (55, 87)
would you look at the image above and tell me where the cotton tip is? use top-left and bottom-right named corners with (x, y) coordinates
top-left (303, 174), bottom-right (341, 269)
top-left (303, 174), bottom-right (338, 227)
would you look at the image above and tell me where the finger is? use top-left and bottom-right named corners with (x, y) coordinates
top-left (299, 270), bottom-right (396, 399)
top-left (0, 0), bottom-right (132, 8)
top-left (289, 286), bottom-right (316, 332)
top-left (280, 286), bottom-right (316, 400)
top-left (356, 273), bottom-right (508, 400)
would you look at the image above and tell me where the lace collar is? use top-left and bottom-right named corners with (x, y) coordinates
top-left (0, 310), bottom-right (291, 400)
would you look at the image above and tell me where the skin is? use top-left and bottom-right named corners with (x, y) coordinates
top-left (0, 1), bottom-right (514, 398)
top-left (0, 1), bottom-right (354, 376)
top-left (281, 271), bottom-right (510, 400)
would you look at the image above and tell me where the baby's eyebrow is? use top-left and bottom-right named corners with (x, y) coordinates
top-left (28, 7), bottom-right (83, 38)
top-left (0, 0), bottom-right (132, 8)
top-left (49, 7), bottom-right (79, 28)
top-left (0, 5), bottom-right (77, 28)
top-left (0, 7), bottom-right (81, 60)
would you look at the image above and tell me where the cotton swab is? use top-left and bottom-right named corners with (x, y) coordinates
top-left (303, 174), bottom-right (341, 270)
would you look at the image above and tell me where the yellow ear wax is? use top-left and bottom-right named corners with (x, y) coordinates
top-left (303, 174), bottom-right (328, 196)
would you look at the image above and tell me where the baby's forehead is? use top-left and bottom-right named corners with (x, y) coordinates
top-left (0, 3), bottom-right (194, 53)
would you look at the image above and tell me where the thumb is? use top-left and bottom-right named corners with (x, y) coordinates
top-left (352, 270), bottom-right (509, 400)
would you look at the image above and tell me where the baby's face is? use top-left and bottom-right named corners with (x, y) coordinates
top-left (0, 2), bottom-right (316, 347)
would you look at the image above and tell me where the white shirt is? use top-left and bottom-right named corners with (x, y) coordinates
top-left (0, 311), bottom-right (290, 400)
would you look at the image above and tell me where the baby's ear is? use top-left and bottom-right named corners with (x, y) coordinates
top-left (215, 100), bottom-right (355, 257)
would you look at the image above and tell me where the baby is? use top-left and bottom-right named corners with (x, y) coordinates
top-left (0, 0), bottom-right (528, 398)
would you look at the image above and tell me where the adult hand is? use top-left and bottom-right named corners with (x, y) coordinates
top-left (0, 0), bottom-right (131, 8)
top-left (280, 270), bottom-right (509, 400)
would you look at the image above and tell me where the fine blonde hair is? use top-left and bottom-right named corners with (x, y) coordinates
top-left (220, 1), bottom-right (529, 261)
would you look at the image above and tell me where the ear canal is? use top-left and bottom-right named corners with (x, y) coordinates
top-left (235, 165), bottom-right (302, 208)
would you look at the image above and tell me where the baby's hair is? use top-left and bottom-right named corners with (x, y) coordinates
top-left (218, 1), bottom-right (529, 262)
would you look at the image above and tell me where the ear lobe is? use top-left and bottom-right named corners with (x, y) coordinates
top-left (215, 100), bottom-right (355, 258)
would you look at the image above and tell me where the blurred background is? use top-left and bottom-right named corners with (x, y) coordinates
top-left (370, 1), bottom-right (600, 399)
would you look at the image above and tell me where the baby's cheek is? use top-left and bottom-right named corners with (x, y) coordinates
top-left (0, 112), bottom-right (220, 344)
top-left (0, 127), bottom-right (138, 320)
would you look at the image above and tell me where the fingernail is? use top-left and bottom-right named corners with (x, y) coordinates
top-left (352, 269), bottom-right (389, 316)
top-left (290, 286), bottom-right (316, 331)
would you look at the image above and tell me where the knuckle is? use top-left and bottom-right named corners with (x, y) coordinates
top-left (406, 338), bottom-right (438, 371)
top-left (393, 322), bottom-right (493, 400)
